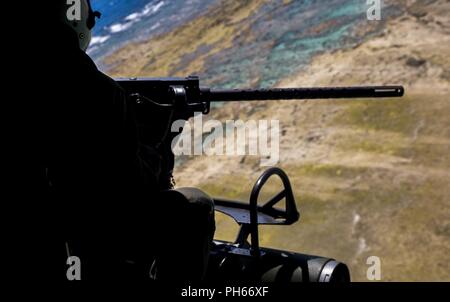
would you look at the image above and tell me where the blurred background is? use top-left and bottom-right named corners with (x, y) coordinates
top-left (90, 0), bottom-right (450, 281)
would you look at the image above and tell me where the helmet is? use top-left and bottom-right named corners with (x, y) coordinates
top-left (58, 0), bottom-right (101, 51)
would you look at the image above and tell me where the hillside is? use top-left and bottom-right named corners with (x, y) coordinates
top-left (103, 0), bottom-right (450, 281)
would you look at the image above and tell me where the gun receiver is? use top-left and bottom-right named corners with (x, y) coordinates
top-left (116, 75), bottom-right (404, 115)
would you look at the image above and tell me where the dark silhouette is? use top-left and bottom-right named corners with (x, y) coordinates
top-left (20, 1), bottom-right (215, 281)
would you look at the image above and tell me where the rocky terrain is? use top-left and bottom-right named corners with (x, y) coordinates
top-left (103, 0), bottom-right (450, 281)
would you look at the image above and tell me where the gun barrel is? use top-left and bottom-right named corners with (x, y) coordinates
top-left (204, 86), bottom-right (404, 102)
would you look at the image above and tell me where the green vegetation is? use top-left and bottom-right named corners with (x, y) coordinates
top-left (334, 96), bottom-right (418, 135)
top-left (290, 163), bottom-right (370, 179)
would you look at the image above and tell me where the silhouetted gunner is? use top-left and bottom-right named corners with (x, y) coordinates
top-left (30, 0), bottom-right (215, 280)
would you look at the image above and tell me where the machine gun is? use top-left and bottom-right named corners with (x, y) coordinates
top-left (117, 75), bottom-right (403, 115)
top-left (116, 76), bottom-right (404, 282)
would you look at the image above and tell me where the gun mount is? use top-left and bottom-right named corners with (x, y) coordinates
top-left (207, 167), bottom-right (350, 282)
